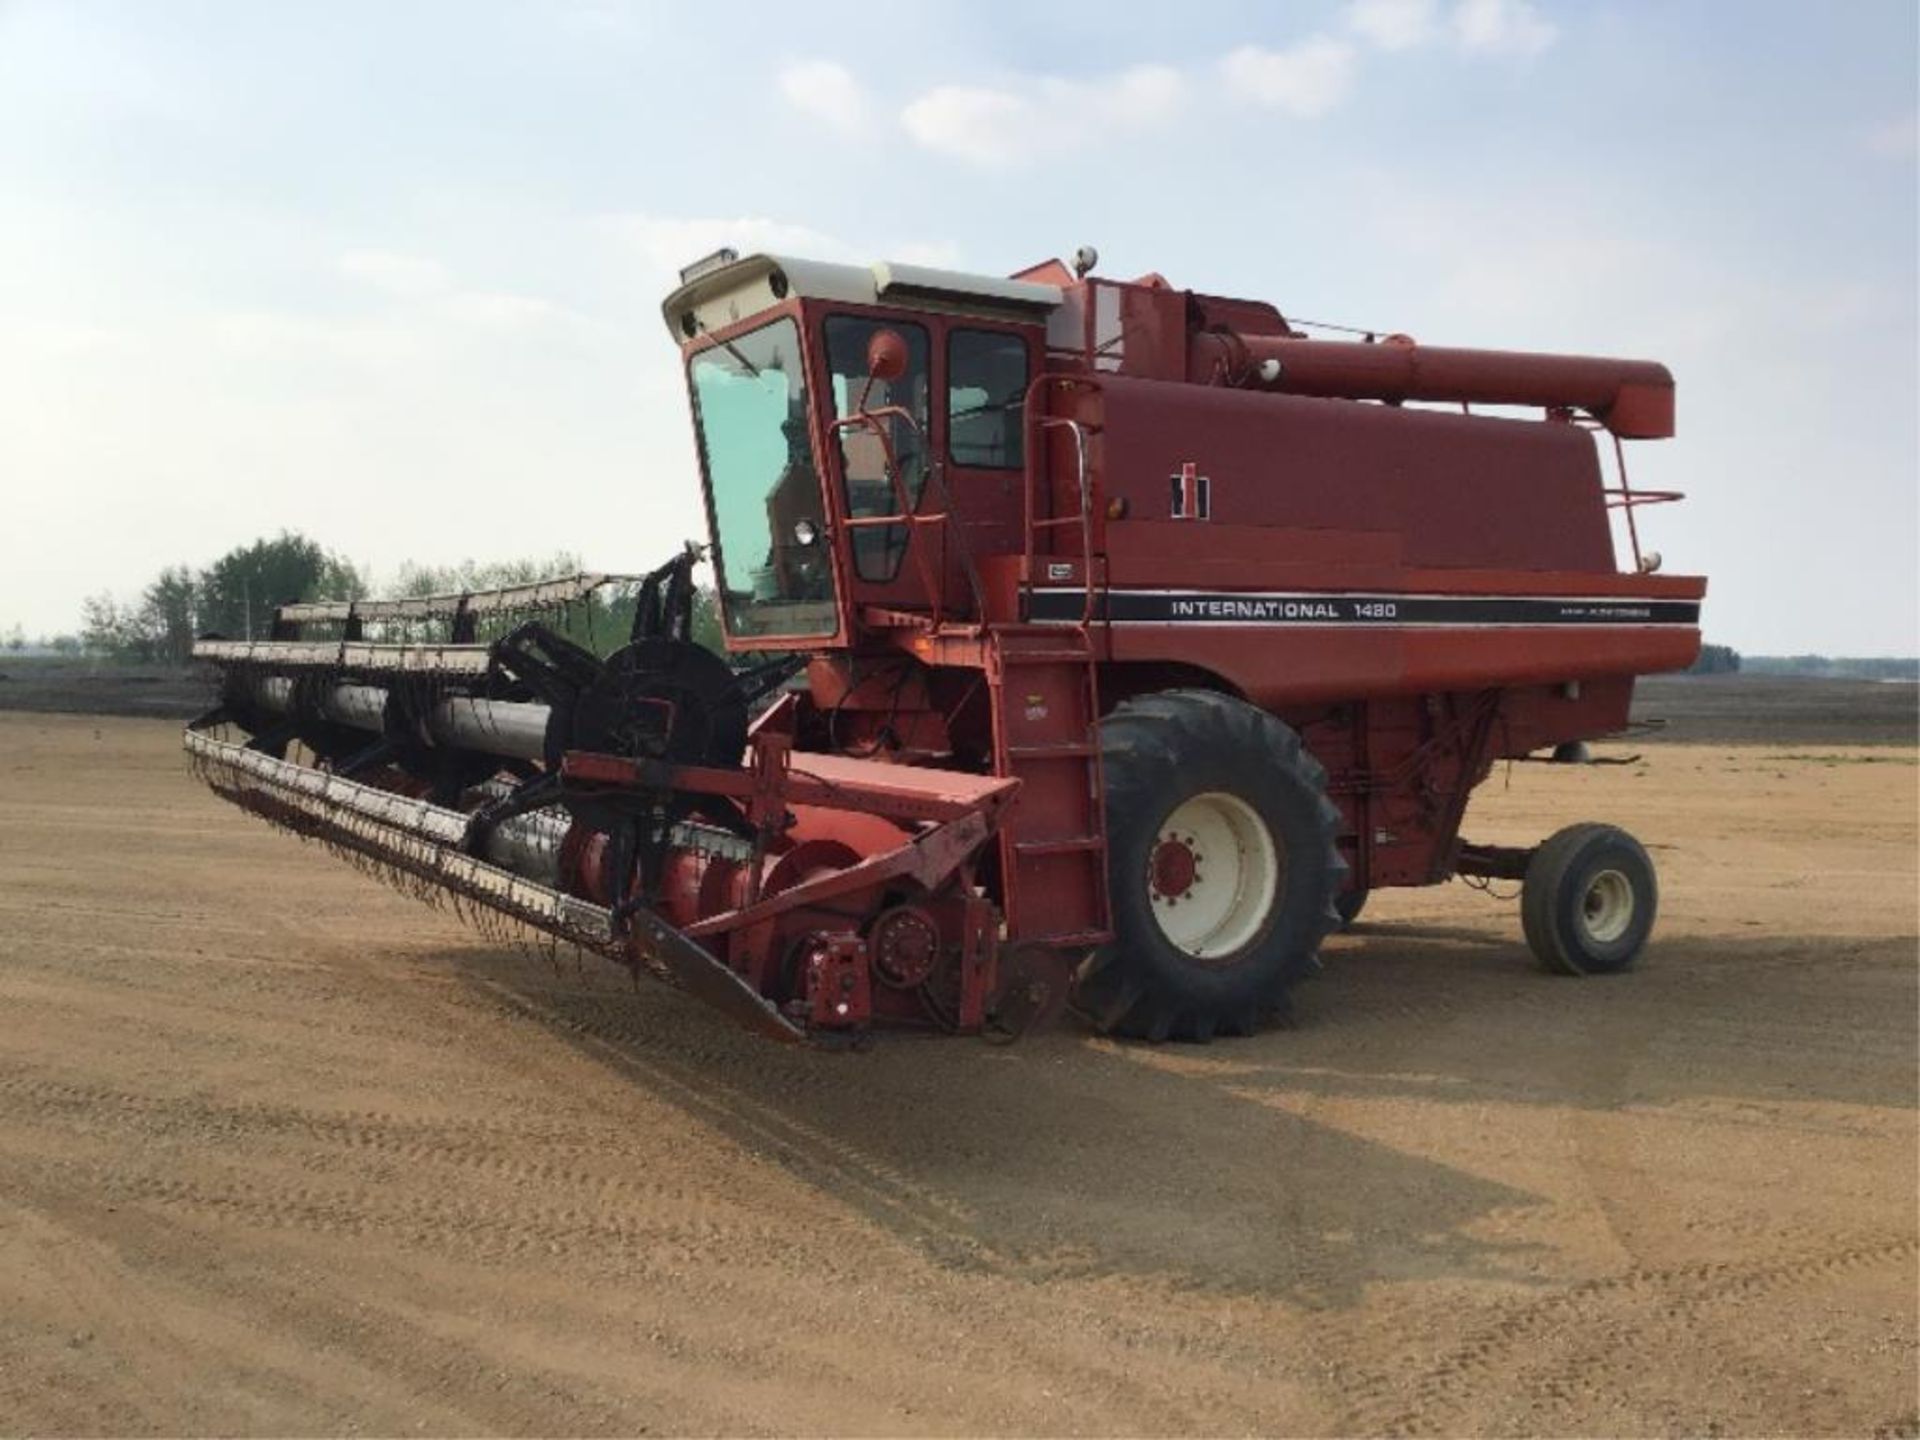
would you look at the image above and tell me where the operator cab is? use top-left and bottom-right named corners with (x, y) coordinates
top-left (665, 250), bottom-right (1058, 650)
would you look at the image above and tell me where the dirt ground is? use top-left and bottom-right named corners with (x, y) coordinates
top-left (1633, 674), bottom-right (1917, 747)
top-left (0, 658), bottom-right (210, 721)
top-left (0, 713), bottom-right (1914, 1437)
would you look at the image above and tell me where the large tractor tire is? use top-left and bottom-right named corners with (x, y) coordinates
top-left (1074, 689), bottom-right (1346, 1041)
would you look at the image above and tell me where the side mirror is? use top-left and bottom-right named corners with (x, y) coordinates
top-left (866, 329), bottom-right (909, 383)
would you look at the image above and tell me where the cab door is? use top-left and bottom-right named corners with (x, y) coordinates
top-left (938, 321), bottom-right (1038, 611)
top-left (815, 311), bottom-right (934, 615)
top-left (815, 308), bottom-right (1038, 621)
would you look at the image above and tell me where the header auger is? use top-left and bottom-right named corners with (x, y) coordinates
top-left (187, 247), bottom-right (1705, 1044)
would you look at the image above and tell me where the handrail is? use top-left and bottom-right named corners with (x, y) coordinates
top-left (1035, 417), bottom-right (1097, 626)
top-left (1603, 427), bottom-right (1684, 571)
top-left (829, 408), bottom-right (956, 626)
top-left (1566, 416), bottom-right (1687, 572)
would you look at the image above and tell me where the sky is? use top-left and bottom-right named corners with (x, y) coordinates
top-left (1, 0), bottom-right (1914, 654)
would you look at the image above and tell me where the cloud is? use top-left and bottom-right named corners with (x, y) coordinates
top-left (558, 1), bottom-right (648, 37)
top-left (211, 310), bottom-right (420, 371)
top-left (901, 86), bottom-right (1028, 166)
top-left (442, 291), bottom-right (572, 331)
top-left (777, 59), bottom-right (868, 134)
top-left (605, 215), bottom-right (855, 279)
top-left (1219, 37), bottom-right (1357, 118)
top-left (1451, 0), bottom-right (1556, 57)
top-left (601, 214), bottom-right (964, 298)
top-left (900, 64), bottom-right (1182, 168)
top-left (890, 239), bottom-right (965, 269)
top-left (333, 249), bottom-right (592, 335)
top-left (1348, 0), bottom-right (1555, 58)
top-left (336, 249), bottom-right (452, 299)
top-left (1863, 111), bottom-right (1918, 159)
top-left (1347, 0), bottom-right (1438, 51)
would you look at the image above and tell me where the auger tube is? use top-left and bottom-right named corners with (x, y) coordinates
top-left (240, 676), bottom-right (552, 762)
top-left (186, 726), bottom-right (572, 887)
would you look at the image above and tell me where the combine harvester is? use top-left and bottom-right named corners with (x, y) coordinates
top-left (187, 247), bottom-right (1704, 1043)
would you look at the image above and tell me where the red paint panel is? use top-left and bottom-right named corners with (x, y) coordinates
top-left (1106, 625), bottom-right (1700, 709)
top-left (1095, 375), bottom-right (1616, 573)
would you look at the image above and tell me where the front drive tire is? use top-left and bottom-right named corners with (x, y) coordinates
top-left (1521, 822), bottom-right (1658, 975)
top-left (1074, 690), bottom-right (1346, 1041)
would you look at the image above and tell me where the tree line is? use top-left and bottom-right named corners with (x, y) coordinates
top-left (80, 533), bottom-right (366, 665)
top-left (1687, 643), bottom-right (1741, 675)
top-left (69, 531), bottom-right (722, 665)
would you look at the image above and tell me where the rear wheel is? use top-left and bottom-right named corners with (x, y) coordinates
top-left (1333, 887), bottom-right (1369, 929)
top-left (1075, 690), bottom-right (1345, 1040)
top-left (1521, 823), bottom-right (1657, 975)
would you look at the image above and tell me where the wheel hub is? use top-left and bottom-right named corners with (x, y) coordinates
top-left (1145, 791), bottom-right (1284, 963)
top-left (1149, 836), bottom-right (1199, 900)
top-left (1579, 867), bottom-right (1635, 945)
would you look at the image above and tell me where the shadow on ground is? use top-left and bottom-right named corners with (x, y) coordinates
top-left (440, 918), bottom-right (1916, 1308)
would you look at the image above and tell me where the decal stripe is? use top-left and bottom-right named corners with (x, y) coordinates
top-left (1028, 588), bottom-right (1701, 627)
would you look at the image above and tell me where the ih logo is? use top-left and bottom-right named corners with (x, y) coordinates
top-left (1169, 461), bottom-right (1211, 520)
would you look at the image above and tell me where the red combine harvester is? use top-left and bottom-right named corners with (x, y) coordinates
top-left (186, 247), bottom-right (1704, 1043)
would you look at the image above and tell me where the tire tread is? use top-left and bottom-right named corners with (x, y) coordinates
top-left (1076, 688), bottom-right (1346, 1041)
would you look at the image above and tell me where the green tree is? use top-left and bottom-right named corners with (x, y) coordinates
top-left (197, 532), bottom-right (363, 639)
top-left (1687, 642), bottom-right (1741, 675)
top-left (689, 585), bottom-right (725, 655)
top-left (370, 552), bottom-right (732, 658)
top-left (140, 565), bottom-right (200, 666)
top-left (81, 592), bottom-right (145, 659)
top-left (394, 552), bottom-right (582, 599)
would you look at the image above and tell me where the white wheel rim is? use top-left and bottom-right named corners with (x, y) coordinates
top-left (1580, 868), bottom-right (1635, 945)
top-left (1146, 791), bottom-right (1282, 961)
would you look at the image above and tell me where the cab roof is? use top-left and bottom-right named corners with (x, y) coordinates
top-left (661, 253), bottom-right (1063, 342)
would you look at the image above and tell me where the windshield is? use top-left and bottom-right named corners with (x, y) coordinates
top-left (688, 317), bottom-right (837, 639)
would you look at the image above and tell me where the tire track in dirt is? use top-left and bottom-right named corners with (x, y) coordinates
top-left (462, 979), bottom-right (1033, 1276)
top-left (1335, 1234), bottom-right (1920, 1436)
top-left (1, 1066), bottom-right (937, 1288)
top-left (16, 1158), bottom-right (845, 1280)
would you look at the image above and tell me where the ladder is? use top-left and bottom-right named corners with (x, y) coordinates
top-left (989, 626), bottom-right (1112, 949)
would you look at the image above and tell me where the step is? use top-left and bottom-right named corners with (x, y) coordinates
top-left (999, 647), bottom-right (1093, 664)
top-left (1012, 835), bottom-right (1107, 856)
top-left (1012, 928), bottom-right (1111, 949)
top-left (1004, 741), bottom-right (1096, 759)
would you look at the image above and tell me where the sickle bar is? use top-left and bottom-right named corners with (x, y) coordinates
top-left (185, 721), bottom-right (804, 1042)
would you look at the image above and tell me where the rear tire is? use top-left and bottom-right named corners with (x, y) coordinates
top-left (1334, 887), bottom-right (1369, 929)
top-left (1521, 823), bottom-right (1657, 975)
top-left (1075, 690), bottom-right (1345, 1040)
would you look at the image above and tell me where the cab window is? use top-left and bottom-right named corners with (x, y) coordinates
top-left (948, 329), bottom-right (1028, 470)
top-left (823, 316), bottom-right (931, 582)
